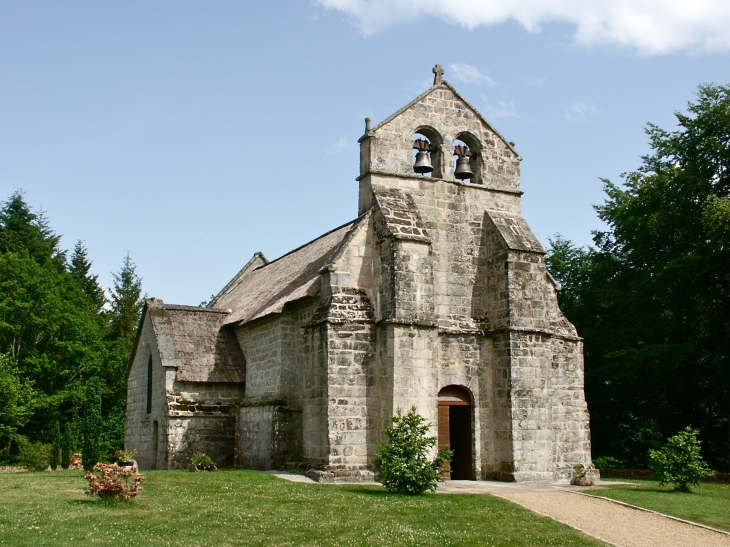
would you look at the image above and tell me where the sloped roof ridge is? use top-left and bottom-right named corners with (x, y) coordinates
top-left (257, 217), bottom-right (358, 271)
top-left (209, 251), bottom-right (269, 308)
top-left (216, 219), bottom-right (361, 326)
top-left (369, 81), bottom-right (519, 158)
top-left (318, 210), bottom-right (372, 271)
top-left (164, 303), bottom-right (231, 314)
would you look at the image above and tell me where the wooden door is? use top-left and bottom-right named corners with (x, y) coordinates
top-left (437, 386), bottom-right (473, 480)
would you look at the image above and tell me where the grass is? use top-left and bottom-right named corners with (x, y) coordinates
top-left (0, 470), bottom-right (604, 547)
top-left (587, 478), bottom-right (730, 532)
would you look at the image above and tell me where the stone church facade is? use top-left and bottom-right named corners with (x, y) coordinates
top-left (125, 67), bottom-right (594, 482)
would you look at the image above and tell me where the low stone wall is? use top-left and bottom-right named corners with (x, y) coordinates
top-left (598, 468), bottom-right (730, 483)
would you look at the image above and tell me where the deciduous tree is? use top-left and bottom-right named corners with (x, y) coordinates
top-left (546, 84), bottom-right (730, 471)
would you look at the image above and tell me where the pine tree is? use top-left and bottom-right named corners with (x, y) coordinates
top-left (69, 241), bottom-right (106, 312)
top-left (100, 253), bottom-right (145, 461)
top-left (60, 423), bottom-right (72, 469)
top-left (81, 378), bottom-right (102, 471)
top-left (109, 253), bottom-right (144, 347)
top-left (0, 192), bottom-right (62, 264)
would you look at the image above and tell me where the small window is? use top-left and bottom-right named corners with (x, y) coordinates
top-left (146, 355), bottom-right (153, 414)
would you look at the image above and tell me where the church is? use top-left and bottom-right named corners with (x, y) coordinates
top-left (125, 66), bottom-right (594, 482)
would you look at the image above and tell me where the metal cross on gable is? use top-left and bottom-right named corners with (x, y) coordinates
top-left (433, 64), bottom-right (444, 85)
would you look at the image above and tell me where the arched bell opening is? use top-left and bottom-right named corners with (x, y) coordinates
top-left (453, 133), bottom-right (482, 184)
top-left (411, 127), bottom-right (443, 178)
top-left (437, 385), bottom-right (474, 480)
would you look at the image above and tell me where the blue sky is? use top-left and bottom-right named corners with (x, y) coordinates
top-left (1, 1), bottom-right (729, 306)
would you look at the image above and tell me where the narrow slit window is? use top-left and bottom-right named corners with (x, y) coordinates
top-left (146, 355), bottom-right (153, 414)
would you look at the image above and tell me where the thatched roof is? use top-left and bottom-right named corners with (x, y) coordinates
top-left (214, 221), bottom-right (356, 326)
top-left (128, 221), bottom-right (356, 383)
top-left (136, 299), bottom-right (246, 383)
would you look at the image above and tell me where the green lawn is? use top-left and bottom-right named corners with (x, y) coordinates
top-left (0, 470), bottom-right (603, 547)
top-left (588, 479), bottom-right (730, 532)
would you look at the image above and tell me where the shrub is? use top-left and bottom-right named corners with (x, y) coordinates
top-left (17, 438), bottom-right (51, 472)
top-left (191, 453), bottom-right (215, 470)
top-left (648, 427), bottom-right (714, 491)
top-left (593, 456), bottom-right (624, 469)
top-left (116, 449), bottom-right (137, 463)
top-left (81, 378), bottom-right (102, 471)
top-left (85, 463), bottom-right (145, 502)
top-left (374, 406), bottom-right (453, 495)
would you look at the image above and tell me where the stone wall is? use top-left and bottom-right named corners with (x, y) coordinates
top-left (299, 321), bottom-right (329, 466)
top-left (351, 79), bottom-right (592, 481)
top-left (165, 380), bottom-right (244, 469)
top-left (125, 311), bottom-right (171, 470)
top-left (360, 84), bottom-right (521, 194)
top-left (233, 301), bottom-right (318, 470)
top-left (549, 337), bottom-right (592, 479)
top-left (322, 322), bottom-right (374, 478)
top-left (166, 416), bottom-right (236, 469)
top-left (235, 316), bottom-right (284, 398)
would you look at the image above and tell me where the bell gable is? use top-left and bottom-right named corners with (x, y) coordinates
top-left (358, 75), bottom-right (521, 195)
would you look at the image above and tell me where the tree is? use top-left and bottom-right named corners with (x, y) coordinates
top-left (546, 84), bottom-right (730, 471)
top-left (648, 427), bottom-right (714, 491)
top-left (68, 241), bottom-right (106, 312)
top-left (0, 192), bottom-right (145, 464)
top-left (374, 407), bottom-right (453, 495)
top-left (0, 252), bottom-right (105, 438)
top-left (0, 192), bottom-right (62, 265)
top-left (0, 354), bottom-right (34, 461)
top-left (108, 253), bottom-right (144, 347)
top-left (81, 377), bottom-right (103, 471)
top-left (103, 254), bottom-right (145, 460)
top-left (545, 234), bottom-right (593, 322)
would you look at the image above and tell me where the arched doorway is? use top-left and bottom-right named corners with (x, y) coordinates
top-left (438, 386), bottom-right (473, 480)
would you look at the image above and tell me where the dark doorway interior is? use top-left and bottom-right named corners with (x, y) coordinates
top-left (437, 386), bottom-right (473, 480)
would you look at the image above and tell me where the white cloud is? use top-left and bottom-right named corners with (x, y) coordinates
top-left (326, 137), bottom-right (356, 155)
top-left (484, 99), bottom-right (517, 119)
top-left (316, 0), bottom-right (730, 54)
top-left (566, 102), bottom-right (599, 122)
top-left (449, 63), bottom-right (495, 85)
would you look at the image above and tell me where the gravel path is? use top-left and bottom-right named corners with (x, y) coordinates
top-left (498, 490), bottom-right (730, 547)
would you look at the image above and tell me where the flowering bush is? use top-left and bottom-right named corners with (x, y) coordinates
top-left (85, 463), bottom-right (145, 502)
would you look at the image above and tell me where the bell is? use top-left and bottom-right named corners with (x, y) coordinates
top-left (413, 150), bottom-right (433, 174)
top-left (454, 156), bottom-right (474, 180)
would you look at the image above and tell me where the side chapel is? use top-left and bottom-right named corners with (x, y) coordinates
top-left (125, 66), bottom-right (594, 482)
